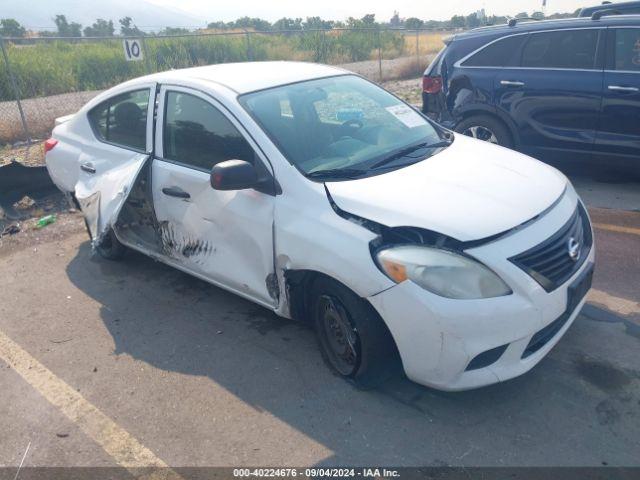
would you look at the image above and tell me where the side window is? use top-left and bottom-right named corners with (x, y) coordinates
top-left (521, 29), bottom-right (599, 70)
top-left (613, 29), bottom-right (640, 71)
top-left (163, 91), bottom-right (254, 171)
top-left (88, 89), bottom-right (149, 151)
top-left (462, 35), bottom-right (527, 67)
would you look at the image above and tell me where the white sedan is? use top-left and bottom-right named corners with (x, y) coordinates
top-left (45, 61), bottom-right (595, 391)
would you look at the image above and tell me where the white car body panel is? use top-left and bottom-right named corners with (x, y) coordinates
top-left (326, 134), bottom-right (568, 242)
top-left (44, 62), bottom-right (594, 390)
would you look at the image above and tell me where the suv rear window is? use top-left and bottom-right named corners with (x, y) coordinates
top-left (88, 89), bottom-right (150, 151)
top-left (462, 35), bottom-right (527, 67)
top-left (613, 28), bottom-right (640, 71)
top-left (521, 29), bottom-right (599, 70)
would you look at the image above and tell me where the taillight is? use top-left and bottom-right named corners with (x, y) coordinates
top-left (44, 138), bottom-right (58, 153)
top-left (422, 75), bottom-right (443, 94)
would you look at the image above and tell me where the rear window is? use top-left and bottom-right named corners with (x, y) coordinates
top-left (521, 29), bottom-right (599, 70)
top-left (612, 28), bottom-right (640, 71)
top-left (462, 35), bottom-right (527, 67)
top-left (88, 89), bottom-right (149, 151)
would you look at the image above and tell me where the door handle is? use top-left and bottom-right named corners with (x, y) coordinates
top-left (80, 162), bottom-right (96, 174)
top-left (162, 186), bottom-right (191, 199)
top-left (608, 85), bottom-right (639, 93)
top-left (500, 80), bottom-right (525, 87)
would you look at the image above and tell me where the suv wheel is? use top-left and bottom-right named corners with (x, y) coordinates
top-left (456, 115), bottom-right (513, 148)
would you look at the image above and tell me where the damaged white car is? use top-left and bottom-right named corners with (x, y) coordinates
top-left (46, 62), bottom-right (594, 391)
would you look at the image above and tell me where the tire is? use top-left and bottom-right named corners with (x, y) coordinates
top-left (310, 277), bottom-right (399, 388)
top-left (455, 114), bottom-right (513, 148)
top-left (95, 228), bottom-right (127, 261)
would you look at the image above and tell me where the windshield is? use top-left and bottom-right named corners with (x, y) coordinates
top-left (239, 75), bottom-right (450, 181)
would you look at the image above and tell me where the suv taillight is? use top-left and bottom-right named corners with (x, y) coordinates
top-left (44, 138), bottom-right (58, 153)
top-left (422, 75), bottom-right (443, 94)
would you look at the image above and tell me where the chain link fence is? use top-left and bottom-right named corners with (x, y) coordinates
top-left (0, 28), bottom-right (448, 149)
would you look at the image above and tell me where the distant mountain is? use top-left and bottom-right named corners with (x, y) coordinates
top-left (4, 0), bottom-right (204, 32)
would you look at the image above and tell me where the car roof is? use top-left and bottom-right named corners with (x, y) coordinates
top-left (130, 61), bottom-right (348, 94)
top-left (580, 1), bottom-right (640, 16)
top-left (452, 14), bottom-right (640, 42)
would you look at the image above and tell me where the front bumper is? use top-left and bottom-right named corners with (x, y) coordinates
top-left (368, 188), bottom-right (595, 391)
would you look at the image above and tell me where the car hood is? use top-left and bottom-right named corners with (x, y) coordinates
top-left (325, 134), bottom-right (567, 242)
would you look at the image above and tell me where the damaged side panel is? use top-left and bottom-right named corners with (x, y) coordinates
top-left (151, 159), bottom-right (277, 307)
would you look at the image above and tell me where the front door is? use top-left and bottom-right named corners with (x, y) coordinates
top-left (594, 27), bottom-right (640, 168)
top-left (494, 28), bottom-right (604, 162)
top-left (152, 86), bottom-right (276, 306)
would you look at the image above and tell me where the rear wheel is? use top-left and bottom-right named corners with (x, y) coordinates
top-left (455, 115), bottom-right (513, 148)
top-left (310, 277), bottom-right (398, 387)
top-left (95, 228), bottom-right (126, 261)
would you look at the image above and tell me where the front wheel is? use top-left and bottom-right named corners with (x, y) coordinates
top-left (310, 277), bottom-right (399, 387)
top-left (455, 115), bottom-right (513, 148)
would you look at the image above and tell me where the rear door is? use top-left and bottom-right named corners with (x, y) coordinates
top-left (594, 27), bottom-right (640, 168)
top-left (494, 28), bottom-right (604, 162)
top-left (76, 86), bottom-right (154, 243)
top-left (152, 85), bottom-right (276, 306)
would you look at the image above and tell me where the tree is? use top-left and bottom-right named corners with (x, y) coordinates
top-left (404, 17), bottom-right (424, 30)
top-left (272, 17), bottom-right (302, 31)
top-left (0, 19), bottom-right (26, 37)
top-left (119, 17), bottom-right (143, 36)
top-left (465, 12), bottom-right (481, 28)
top-left (302, 16), bottom-right (333, 30)
top-left (450, 15), bottom-right (465, 28)
top-left (159, 27), bottom-right (190, 35)
top-left (531, 11), bottom-right (545, 19)
top-left (206, 21), bottom-right (227, 30)
top-left (84, 19), bottom-right (115, 37)
top-left (389, 11), bottom-right (401, 27)
top-left (54, 15), bottom-right (82, 37)
top-left (230, 17), bottom-right (271, 31)
top-left (515, 12), bottom-right (529, 18)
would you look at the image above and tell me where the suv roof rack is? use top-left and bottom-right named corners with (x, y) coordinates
top-left (507, 17), bottom-right (541, 27)
top-left (591, 8), bottom-right (623, 19)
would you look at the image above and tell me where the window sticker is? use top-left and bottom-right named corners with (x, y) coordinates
top-left (385, 105), bottom-right (427, 128)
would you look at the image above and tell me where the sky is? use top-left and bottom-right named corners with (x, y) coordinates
top-left (146, 0), bottom-right (599, 22)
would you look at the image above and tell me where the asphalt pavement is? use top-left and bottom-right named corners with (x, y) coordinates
top-left (0, 173), bottom-right (639, 471)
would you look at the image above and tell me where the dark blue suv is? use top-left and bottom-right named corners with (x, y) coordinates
top-left (422, 15), bottom-right (640, 171)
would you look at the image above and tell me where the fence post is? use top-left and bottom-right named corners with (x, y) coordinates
top-left (0, 37), bottom-right (31, 144)
top-left (415, 29), bottom-right (420, 75)
top-left (140, 36), bottom-right (152, 74)
top-left (377, 28), bottom-right (382, 82)
top-left (244, 30), bottom-right (252, 61)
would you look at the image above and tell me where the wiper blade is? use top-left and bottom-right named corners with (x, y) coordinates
top-left (306, 168), bottom-right (368, 180)
top-left (370, 139), bottom-right (452, 169)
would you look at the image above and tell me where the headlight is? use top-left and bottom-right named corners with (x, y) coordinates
top-left (375, 246), bottom-right (511, 299)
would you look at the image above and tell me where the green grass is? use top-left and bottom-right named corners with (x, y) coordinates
top-left (0, 31), bottom-right (410, 101)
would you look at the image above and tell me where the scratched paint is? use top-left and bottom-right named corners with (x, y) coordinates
top-left (159, 221), bottom-right (213, 263)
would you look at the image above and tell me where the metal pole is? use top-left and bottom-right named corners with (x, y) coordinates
top-left (415, 29), bottom-right (420, 75)
top-left (245, 30), bottom-right (252, 61)
top-left (377, 28), bottom-right (382, 82)
top-left (0, 38), bottom-right (31, 143)
top-left (140, 36), bottom-right (152, 74)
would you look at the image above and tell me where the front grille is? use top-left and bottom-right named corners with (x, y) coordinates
top-left (509, 204), bottom-right (592, 292)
